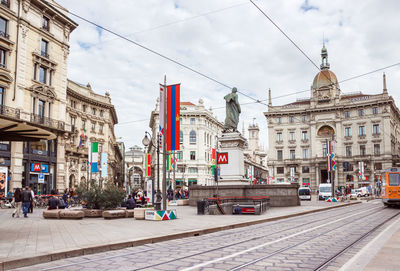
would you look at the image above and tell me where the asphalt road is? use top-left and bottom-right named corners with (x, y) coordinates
top-left (14, 201), bottom-right (400, 271)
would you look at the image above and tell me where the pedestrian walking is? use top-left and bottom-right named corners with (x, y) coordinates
top-left (28, 187), bottom-right (34, 213)
top-left (22, 186), bottom-right (32, 218)
top-left (12, 188), bottom-right (22, 218)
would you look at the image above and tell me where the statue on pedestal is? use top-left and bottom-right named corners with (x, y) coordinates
top-left (224, 87), bottom-right (241, 132)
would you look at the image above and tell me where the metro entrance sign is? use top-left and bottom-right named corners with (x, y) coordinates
top-left (217, 152), bottom-right (228, 164)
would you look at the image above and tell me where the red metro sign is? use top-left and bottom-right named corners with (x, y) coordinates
top-left (217, 152), bottom-right (228, 164)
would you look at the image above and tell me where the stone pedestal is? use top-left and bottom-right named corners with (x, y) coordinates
top-left (218, 132), bottom-right (248, 185)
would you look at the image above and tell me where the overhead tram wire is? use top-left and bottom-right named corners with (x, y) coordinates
top-left (46, 2), bottom-right (268, 107)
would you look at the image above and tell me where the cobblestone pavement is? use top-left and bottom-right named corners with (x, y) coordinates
top-left (13, 201), bottom-right (399, 271)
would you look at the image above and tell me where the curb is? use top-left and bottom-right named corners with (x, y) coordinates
top-left (0, 201), bottom-right (361, 270)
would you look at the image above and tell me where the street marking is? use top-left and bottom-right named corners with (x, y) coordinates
top-left (181, 206), bottom-right (382, 271)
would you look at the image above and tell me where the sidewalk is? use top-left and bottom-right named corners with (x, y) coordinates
top-left (0, 199), bottom-right (357, 270)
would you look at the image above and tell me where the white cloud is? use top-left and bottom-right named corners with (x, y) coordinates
top-left (58, 0), bottom-right (400, 149)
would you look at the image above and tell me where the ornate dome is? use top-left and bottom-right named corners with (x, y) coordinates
top-left (312, 70), bottom-right (338, 90)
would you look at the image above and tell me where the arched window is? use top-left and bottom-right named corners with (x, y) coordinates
top-left (180, 131), bottom-right (183, 143)
top-left (190, 130), bottom-right (196, 144)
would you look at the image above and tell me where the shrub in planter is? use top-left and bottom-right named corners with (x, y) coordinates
top-left (76, 179), bottom-right (102, 209)
top-left (99, 181), bottom-right (125, 209)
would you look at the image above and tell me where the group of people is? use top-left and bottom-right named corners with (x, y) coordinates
top-left (167, 187), bottom-right (189, 201)
top-left (10, 187), bottom-right (34, 218)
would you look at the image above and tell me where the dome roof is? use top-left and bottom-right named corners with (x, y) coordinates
top-left (312, 70), bottom-right (338, 90)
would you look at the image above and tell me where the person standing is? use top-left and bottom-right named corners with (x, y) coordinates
top-left (126, 195), bottom-right (136, 209)
top-left (22, 187), bottom-right (32, 218)
top-left (28, 187), bottom-right (34, 213)
top-left (63, 189), bottom-right (69, 208)
top-left (12, 188), bottom-right (22, 218)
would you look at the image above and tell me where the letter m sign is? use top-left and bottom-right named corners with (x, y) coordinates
top-left (217, 152), bottom-right (228, 164)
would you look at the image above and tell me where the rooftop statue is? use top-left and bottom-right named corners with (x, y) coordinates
top-left (224, 87), bottom-right (241, 132)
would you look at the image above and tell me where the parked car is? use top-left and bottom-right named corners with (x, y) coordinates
top-left (299, 187), bottom-right (311, 201)
top-left (318, 183), bottom-right (332, 200)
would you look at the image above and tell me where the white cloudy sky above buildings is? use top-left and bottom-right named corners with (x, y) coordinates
top-left (57, 0), bottom-right (400, 149)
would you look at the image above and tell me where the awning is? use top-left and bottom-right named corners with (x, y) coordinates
top-left (188, 179), bottom-right (197, 183)
top-left (0, 119), bottom-right (56, 141)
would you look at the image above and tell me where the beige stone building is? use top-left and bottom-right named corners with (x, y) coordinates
top-left (65, 80), bottom-right (121, 188)
top-left (0, 0), bottom-right (77, 194)
top-left (244, 123), bottom-right (268, 183)
top-left (265, 45), bottom-right (400, 192)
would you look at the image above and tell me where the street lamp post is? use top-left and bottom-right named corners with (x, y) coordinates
top-left (142, 131), bottom-right (160, 206)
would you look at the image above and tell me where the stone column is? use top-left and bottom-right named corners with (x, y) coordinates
top-left (10, 142), bottom-right (23, 189)
top-left (56, 134), bottom-right (66, 192)
top-left (315, 164), bottom-right (319, 189)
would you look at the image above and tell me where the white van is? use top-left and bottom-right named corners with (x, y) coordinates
top-left (319, 183), bottom-right (332, 200)
top-left (299, 187), bottom-right (311, 200)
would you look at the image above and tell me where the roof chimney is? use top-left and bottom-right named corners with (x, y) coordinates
top-left (383, 73), bottom-right (388, 94)
top-left (268, 88), bottom-right (272, 106)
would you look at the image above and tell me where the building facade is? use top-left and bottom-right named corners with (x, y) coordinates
top-left (0, 0), bottom-right (77, 194)
top-left (125, 145), bottom-right (145, 192)
top-left (148, 99), bottom-right (223, 188)
top-left (265, 45), bottom-right (400, 192)
top-left (65, 80), bottom-right (121, 188)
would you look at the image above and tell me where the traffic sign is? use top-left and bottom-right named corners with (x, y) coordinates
top-left (38, 173), bottom-right (45, 184)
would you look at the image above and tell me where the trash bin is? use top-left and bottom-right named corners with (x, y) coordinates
top-left (197, 200), bottom-right (206, 215)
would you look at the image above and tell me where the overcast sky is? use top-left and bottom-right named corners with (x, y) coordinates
top-left (57, 0), bottom-right (400, 150)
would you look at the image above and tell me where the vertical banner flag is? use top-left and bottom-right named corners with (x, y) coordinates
top-left (212, 149), bottom-right (216, 176)
top-left (166, 152), bottom-right (173, 171)
top-left (290, 167), bottom-right (295, 182)
top-left (358, 161), bottom-right (365, 180)
top-left (159, 84), bottom-right (165, 151)
top-left (92, 142), bottom-right (98, 173)
top-left (326, 139), bottom-right (332, 172)
top-left (146, 154), bottom-right (151, 177)
top-left (101, 153), bottom-right (108, 178)
top-left (166, 84), bottom-right (180, 151)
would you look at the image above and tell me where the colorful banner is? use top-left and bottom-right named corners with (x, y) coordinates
top-left (166, 84), bottom-right (180, 151)
top-left (159, 84), bottom-right (165, 152)
top-left (0, 167), bottom-right (7, 193)
top-left (146, 154), bottom-right (151, 177)
top-left (326, 139), bottom-right (332, 172)
top-left (92, 142), bottom-right (98, 173)
top-left (212, 149), bottom-right (216, 175)
top-left (146, 179), bottom-right (152, 203)
top-left (101, 153), bottom-right (108, 177)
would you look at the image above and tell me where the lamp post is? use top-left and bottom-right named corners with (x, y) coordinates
top-left (142, 131), bottom-right (160, 206)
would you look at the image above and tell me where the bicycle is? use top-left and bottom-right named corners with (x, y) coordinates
top-left (0, 198), bottom-right (15, 209)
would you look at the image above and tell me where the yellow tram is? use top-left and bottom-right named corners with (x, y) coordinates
top-left (382, 167), bottom-right (400, 207)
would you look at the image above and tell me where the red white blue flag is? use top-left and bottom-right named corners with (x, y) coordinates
top-left (326, 139), bottom-right (332, 172)
top-left (166, 84), bottom-right (180, 151)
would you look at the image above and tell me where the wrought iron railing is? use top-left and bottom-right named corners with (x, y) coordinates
top-left (0, 30), bottom-right (9, 39)
top-left (40, 51), bottom-right (49, 58)
top-left (30, 113), bottom-right (65, 131)
top-left (0, 104), bottom-right (20, 119)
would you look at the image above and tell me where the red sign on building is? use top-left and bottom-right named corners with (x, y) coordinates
top-left (217, 152), bottom-right (228, 164)
top-left (33, 163), bottom-right (41, 172)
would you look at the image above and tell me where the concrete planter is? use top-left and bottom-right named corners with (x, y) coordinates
top-left (102, 210), bottom-right (126, 219)
top-left (145, 209), bottom-right (177, 221)
top-left (177, 199), bottom-right (189, 206)
top-left (59, 210), bottom-right (84, 219)
top-left (83, 209), bottom-right (103, 218)
top-left (43, 210), bottom-right (61, 219)
top-left (134, 208), bottom-right (153, 220)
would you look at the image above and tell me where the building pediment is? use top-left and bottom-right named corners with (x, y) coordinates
top-left (0, 71), bottom-right (12, 84)
top-left (30, 84), bottom-right (57, 100)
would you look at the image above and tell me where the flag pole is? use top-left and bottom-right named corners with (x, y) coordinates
top-left (162, 75), bottom-right (167, 210)
top-left (173, 151), bottom-right (176, 199)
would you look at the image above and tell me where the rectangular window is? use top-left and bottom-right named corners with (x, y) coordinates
top-left (301, 115), bottom-right (307, 122)
top-left (389, 174), bottom-right (399, 186)
top-left (39, 66), bottom-right (47, 83)
top-left (82, 120), bottom-right (86, 131)
top-left (374, 144), bottom-right (380, 155)
top-left (91, 122), bottom-right (95, 132)
top-left (99, 124), bottom-right (103, 134)
top-left (290, 149), bottom-right (295, 160)
top-left (322, 143), bottom-right (327, 157)
top-left (176, 151), bottom-right (183, 160)
top-left (42, 16), bottom-right (50, 31)
top-left (358, 109), bottom-right (364, 116)
top-left (190, 151), bottom-right (196, 160)
top-left (345, 127), bottom-right (351, 137)
top-left (71, 116), bottom-right (76, 131)
top-left (0, 48), bottom-right (5, 68)
top-left (344, 111), bottom-right (350, 118)
top-left (359, 126), bottom-right (366, 136)
top-left (100, 110), bottom-right (104, 117)
top-left (372, 107), bottom-right (379, 115)
top-left (277, 150), bottom-right (283, 161)
top-left (0, 17), bottom-right (7, 38)
top-left (277, 167), bottom-right (284, 174)
top-left (38, 99), bottom-right (45, 118)
top-left (276, 117), bottom-right (282, 124)
top-left (346, 146), bottom-right (352, 157)
top-left (188, 167), bottom-right (198, 173)
top-left (92, 108), bottom-right (96, 115)
top-left (0, 87), bottom-right (4, 106)
top-left (375, 163), bottom-right (382, 170)
top-left (289, 116), bottom-right (294, 123)
top-left (373, 124), bottom-right (380, 135)
top-left (41, 40), bottom-right (48, 58)
top-left (302, 166), bottom-right (310, 173)
top-left (277, 132), bottom-right (283, 142)
top-left (289, 132), bottom-right (295, 141)
top-left (190, 118), bottom-right (195, 125)
top-left (302, 149), bottom-right (309, 159)
top-left (360, 145), bottom-right (366, 156)
top-left (301, 131), bottom-right (308, 140)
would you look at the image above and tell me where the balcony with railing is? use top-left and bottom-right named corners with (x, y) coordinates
top-left (40, 50), bottom-right (49, 58)
top-left (0, 30), bottom-right (9, 40)
top-left (0, 104), bottom-right (20, 120)
top-left (30, 113), bottom-right (65, 131)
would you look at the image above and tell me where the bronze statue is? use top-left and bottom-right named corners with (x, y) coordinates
top-left (224, 87), bottom-right (241, 132)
